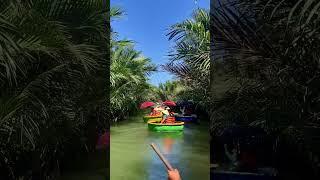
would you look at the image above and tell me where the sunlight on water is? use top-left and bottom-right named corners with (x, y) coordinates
top-left (110, 116), bottom-right (210, 180)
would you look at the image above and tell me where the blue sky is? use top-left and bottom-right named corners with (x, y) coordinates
top-left (111, 0), bottom-right (209, 86)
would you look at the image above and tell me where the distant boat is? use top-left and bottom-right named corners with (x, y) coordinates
top-left (174, 114), bottom-right (198, 123)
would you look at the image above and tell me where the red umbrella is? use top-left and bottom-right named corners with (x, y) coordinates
top-left (140, 101), bottom-right (155, 109)
top-left (163, 100), bottom-right (176, 107)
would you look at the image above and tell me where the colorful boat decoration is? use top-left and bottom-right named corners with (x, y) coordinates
top-left (174, 114), bottom-right (197, 123)
top-left (148, 120), bottom-right (184, 132)
top-left (143, 115), bottom-right (162, 122)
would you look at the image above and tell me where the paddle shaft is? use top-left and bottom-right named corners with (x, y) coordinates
top-left (150, 143), bottom-right (174, 171)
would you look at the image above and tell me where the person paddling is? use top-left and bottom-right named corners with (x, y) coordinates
top-left (180, 106), bottom-right (186, 115)
top-left (150, 106), bottom-right (155, 116)
top-left (161, 107), bottom-right (170, 124)
top-left (224, 144), bottom-right (239, 170)
top-left (150, 143), bottom-right (181, 180)
top-left (168, 169), bottom-right (181, 180)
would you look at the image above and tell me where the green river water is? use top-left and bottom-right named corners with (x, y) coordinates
top-left (110, 115), bottom-right (210, 180)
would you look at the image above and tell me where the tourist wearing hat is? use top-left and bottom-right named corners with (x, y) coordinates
top-left (161, 107), bottom-right (170, 123)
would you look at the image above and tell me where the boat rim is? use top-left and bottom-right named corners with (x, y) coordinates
top-left (144, 115), bottom-right (162, 118)
top-left (148, 120), bottom-right (184, 126)
top-left (175, 115), bottom-right (194, 118)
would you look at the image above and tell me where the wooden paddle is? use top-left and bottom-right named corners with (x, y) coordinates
top-left (150, 143), bottom-right (173, 171)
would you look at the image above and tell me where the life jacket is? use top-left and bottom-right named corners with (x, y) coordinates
top-left (165, 116), bottom-right (176, 123)
top-left (155, 110), bottom-right (162, 116)
top-left (150, 109), bottom-right (162, 116)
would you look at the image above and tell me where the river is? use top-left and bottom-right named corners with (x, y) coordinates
top-left (110, 115), bottom-right (210, 180)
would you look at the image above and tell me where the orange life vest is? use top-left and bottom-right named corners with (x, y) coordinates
top-left (165, 116), bottom-right (175, 123)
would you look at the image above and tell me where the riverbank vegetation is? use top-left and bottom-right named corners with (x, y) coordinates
top-left (162, 8), bottom-right (210, 114)
top-left (110, 7), bottom-right (157, 123)
top-left (210, 0), bottom-right (320, 178)
top-left (110, 8), bottom-right (211, 122)
top-left (154, 80), bottom-right (185, 101)
top-left (0, 0), bottom-right (108, 179)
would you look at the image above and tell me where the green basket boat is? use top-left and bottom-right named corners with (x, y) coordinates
top-left (143, 115), bottom-right (162, 122)
top-left (147, 120), bottom-right (184, 132)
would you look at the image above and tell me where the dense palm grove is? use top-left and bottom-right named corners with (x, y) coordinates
top-left (6, 0), bottom-right (320, 179)
top-left (0, 0), bottom-right (108, 179)
top-left (154, 81), bottom-right (185, 101)
top-left (110, 8), bottom-right (157, 122)
top-left (162, 8), bottom-right (210, 112)
top-left (110, 8), bottom-right (211, 122)
top-left (210, 0), bottom-right (320, 178)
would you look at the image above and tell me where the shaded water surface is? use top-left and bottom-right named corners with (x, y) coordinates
top-left (111, 116), bottom-right (209, 180)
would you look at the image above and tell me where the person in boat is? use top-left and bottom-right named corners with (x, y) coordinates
top-left (180, 106), bottom-right (186, 115)
top-left (184, 107), bottom-right (193, 116)
top-left (154, 103), bottom-right (164, 111)
top-left (150, 106), bottom-right (155, 116)
top-left (169, 107), bottom-right (175, 117)
top-left (161, 107), bottom-right (176, 124)
top-left (150, 107), bottom-right (158, 116)
top-left (168, 169), bottom-right (181, 180)
top-left (161, 107), bottom-right (170, 124)
top-left (224, 144), bottom-right (239, 170)
top-left (148, 104), bottom-right (161, 116)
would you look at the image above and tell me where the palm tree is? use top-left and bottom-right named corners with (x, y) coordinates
top-left (110, 39), bottom-right (156, 122)
top-left (210, 0), bottom-right (320, 134)
top-left (109, 5), bottom-right (157, 122)
top-left (210, 0), bottom-right (320, 177)
top-left (0, 0), bottom-right (109, 179)
top-left (162, 8), bottom-right (210, 110)
top-left (166, 8), bottom-right (210, 72)
top-left (154, 80), bottom-right (186, 101)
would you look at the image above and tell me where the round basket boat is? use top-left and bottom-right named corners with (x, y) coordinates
top-left (175, 114), bottom-right (197, 123)
top-left (149, 131), bottom-right (183, 138)
top-left (148, 120), bottom-right (184, 132)
top-left (143, 115), bottom-right (162, 122)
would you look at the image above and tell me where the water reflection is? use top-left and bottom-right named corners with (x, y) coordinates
top-left (111, 117), bottom-right (209, 180)
top-left (147, 132), bottom-right (183, 180)
top-left (163, 138), bottom-right (174, 154)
